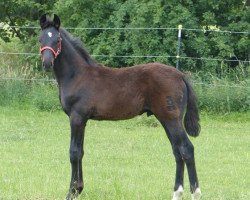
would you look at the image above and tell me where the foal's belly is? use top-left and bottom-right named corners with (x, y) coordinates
top-left (90, 96), bottom-right (144, 120)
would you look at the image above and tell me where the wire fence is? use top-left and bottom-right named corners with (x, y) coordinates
top-left (0, 52), bottom-right (250, 64)
top-left (0, 25), bottom-right (250, 64)
top-left (1, 25), bottom-right (249, 95)
top-left (1, 24), bottom-right (250, 112)
top-left (1, 25), bottom-right (250, 34)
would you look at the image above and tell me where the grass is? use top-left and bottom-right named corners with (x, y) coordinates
top-left (0, 107), bottom-right (249, 200)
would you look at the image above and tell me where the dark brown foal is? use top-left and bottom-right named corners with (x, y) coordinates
top-left (39, 14), bottom-right (201, 200)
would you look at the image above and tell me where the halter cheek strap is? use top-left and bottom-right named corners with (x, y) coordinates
top-left (40, 33), bottom-right (62, 59)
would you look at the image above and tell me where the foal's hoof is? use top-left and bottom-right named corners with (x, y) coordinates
top-left (65, 182), bottom-right (80, 200)
top-left (65, 191), bottom-right (79, 200)
top-left (172, 185), bottom-right (184, 200)
top-left (191, 188), bottom-right (201, 200)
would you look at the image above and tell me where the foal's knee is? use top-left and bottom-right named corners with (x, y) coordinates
top-left (70, 149), bottom-right (79, 163)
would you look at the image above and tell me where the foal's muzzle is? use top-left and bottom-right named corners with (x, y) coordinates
top-left (41, 50), bottom-right (55, 71)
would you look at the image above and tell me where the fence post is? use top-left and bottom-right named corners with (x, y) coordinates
top-left (176, 24), bottom-right (182, 70)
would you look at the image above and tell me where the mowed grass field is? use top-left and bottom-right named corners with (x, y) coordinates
top-left (0, 107), bottom-right (249, 200)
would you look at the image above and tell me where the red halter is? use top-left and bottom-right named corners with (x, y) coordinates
top-left (40, 32), bottom-right (62, 59)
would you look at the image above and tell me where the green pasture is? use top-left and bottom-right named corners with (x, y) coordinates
top-left (0, 107), bottom-right (249, 200)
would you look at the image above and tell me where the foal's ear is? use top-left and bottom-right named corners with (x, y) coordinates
top-left (53, 14), bottom-right (61, 29)
top-left (39, 13), bottom-right (48, 29)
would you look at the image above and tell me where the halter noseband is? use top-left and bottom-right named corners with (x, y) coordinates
top-left (40, 32), bottom-right (62, 59)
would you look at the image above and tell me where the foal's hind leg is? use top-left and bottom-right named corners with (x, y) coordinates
top-left (162, 119), bottom-right (201, 200)
top-left (172, 143), bottom-right (185, 200)
top-left (161, 120), bottom-right (184, 200)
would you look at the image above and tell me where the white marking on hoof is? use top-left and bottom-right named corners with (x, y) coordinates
top-left (172, 185), bottom-right (184, 200)
top-left (191, 187), bottom-right (201, 200)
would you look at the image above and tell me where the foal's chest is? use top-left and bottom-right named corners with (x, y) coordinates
top-left (59, 89), bottom-right (75, 114)
top-left (59, 86), bottom-right (89, 115)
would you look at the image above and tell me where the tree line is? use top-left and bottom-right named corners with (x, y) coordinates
top-left (1, 0), bottom-right (249, 74)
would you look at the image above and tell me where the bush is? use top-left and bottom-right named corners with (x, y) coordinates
top-left (29, 82), bottom-right (61, 112)
top-left (0, 72), bottom-right (249, 113)
top-left (0, 79), bottom-right (30, 107)
top-left (0, 79), bottom-right (61, 111)
top-left (193, 76), bottom-right (250, 113)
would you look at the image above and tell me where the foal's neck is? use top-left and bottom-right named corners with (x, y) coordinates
top-left (53, 37), bottom-right (90, 86)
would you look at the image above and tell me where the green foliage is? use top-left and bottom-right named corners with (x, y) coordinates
top-left (0, 80), bottom-right (61, 111)
top-left (54, 0), bottom-right (249, 71)
top-left (1, 0), bottom-right (249, 71)
top-left (0, 0), bottom-right (56, 42)
top-left (195, 83), bottom-right (250, 113)
top-left (29, 82), bottom-right (61, 111)
top-left (0, 76), bottom-right (249, 113)
top-left (0, 79), bottom-right (30, 107)
top-left (193, 73), bottom-right (250, 113)
top-left (55, 0), bottom-right (197, 67)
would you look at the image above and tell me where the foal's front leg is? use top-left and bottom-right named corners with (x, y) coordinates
top-left (66, 112), bottom-right (87, 200)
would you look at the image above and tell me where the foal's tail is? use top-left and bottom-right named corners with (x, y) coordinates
top-left (183, 77), bottom-right (200, 137)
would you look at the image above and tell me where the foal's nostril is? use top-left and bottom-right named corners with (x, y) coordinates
top-left (42, 59), bottom-right (54, 71)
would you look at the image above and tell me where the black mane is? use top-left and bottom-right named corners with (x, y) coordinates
top-left (59, 28), bottom-right (97, 66)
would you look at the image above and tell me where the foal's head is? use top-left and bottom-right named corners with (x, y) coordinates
top-left (39, 14), bottom-right (62, 71)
